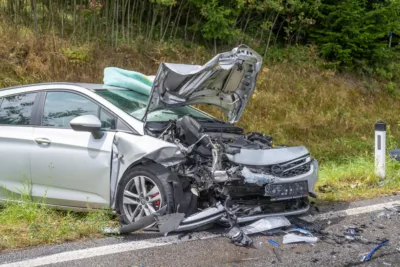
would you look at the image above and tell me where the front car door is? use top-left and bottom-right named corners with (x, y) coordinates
top-left (0, 91), bottom-right (39, 201)
top-left (30, 90), bottom-right (116, 209)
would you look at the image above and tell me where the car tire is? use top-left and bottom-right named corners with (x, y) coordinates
top-left (116, 163), bottom-right (174, 226)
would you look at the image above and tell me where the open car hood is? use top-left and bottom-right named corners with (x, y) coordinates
top-left (144, 45), bottom-right (262, 123)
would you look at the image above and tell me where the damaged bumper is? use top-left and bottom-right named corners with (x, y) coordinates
top-left (174, 160), bottom-right (318, 231)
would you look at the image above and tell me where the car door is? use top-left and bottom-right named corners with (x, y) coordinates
top-left (30, 90), bottom-right (116, 209)
top-left (0, 92), bottom-right (39, 201)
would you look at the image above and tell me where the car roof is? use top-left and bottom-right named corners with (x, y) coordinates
top-left (0, 82), bottom-right (124, 91)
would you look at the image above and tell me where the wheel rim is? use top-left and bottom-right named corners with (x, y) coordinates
top-left (122, 175), bottom-right (163, 224)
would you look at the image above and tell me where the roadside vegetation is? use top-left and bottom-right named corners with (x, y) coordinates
top-left (0, 192), bottom-right (116, 251)
top-left (0, 0), bottom-right (400, 250)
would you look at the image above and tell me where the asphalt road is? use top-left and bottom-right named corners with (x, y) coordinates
top-left (1, 195), bottom-right (400, 267)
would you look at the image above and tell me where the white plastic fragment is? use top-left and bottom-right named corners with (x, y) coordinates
top-left (282, 233), bottom-right (318, 244)
top-left (242, 216), bottom-right (291, 235)
top-left (102, 227), bottom-right (120, 235)
top-left (286, 227), bottom-right (313, 236)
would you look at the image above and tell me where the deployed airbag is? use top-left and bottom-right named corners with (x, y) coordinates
top-left (103, 67), bottom-right (155, 95)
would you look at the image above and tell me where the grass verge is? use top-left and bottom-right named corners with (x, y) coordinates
top-left (316, 156), bottom-right (400, 204)
top-left (0, 196), bottom-right (117, 251)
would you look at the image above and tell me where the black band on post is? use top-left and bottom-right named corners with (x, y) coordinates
top-left (375, 120), bottom-right (387, 132)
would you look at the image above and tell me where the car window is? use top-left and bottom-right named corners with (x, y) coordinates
top-left (0, 93), bottom-right (37, 125)
top-left (42, 91), bottom-right (106, 129)
top-left (100, 108), bottom-right (116, 130)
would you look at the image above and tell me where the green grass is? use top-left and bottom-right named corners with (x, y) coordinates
top-left (0, 194), bottom-right (117, 251)
top-left (316, 156), bottom-right (400, 204)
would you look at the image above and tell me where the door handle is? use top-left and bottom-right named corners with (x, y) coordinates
top-left (34, 137), bottom-right (51, 145)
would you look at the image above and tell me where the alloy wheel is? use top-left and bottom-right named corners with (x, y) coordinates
top-left (122, 175), bottom-right (162, 223)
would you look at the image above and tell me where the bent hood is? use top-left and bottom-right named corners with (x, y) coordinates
top-left (144, 45), bottom-right (262, 123)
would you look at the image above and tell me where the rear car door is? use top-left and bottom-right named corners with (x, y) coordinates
top-left (30, 90), bottom-right (116, 209)
top-left (0, 92), bottom-right (39, 201)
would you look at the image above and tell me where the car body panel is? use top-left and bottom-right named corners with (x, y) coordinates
top-left (0, 126), bottom-right (33, 201)
top-left (30, 128), bottom-right (115, 208)
top-left (111, 132), bottom-right (185, 208)
top-left (145, 45), bottom-right (262, 123)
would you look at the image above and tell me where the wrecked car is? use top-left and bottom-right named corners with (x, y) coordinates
top-left (0, 45), bottom-right (318, 235)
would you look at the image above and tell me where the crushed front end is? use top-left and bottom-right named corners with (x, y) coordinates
top-left (145, 115), bottom-right (318, 225)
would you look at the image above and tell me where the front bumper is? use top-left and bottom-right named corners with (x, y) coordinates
top-left (267, 159), bottom-right (319, 198)
top-left (173, 160), bottom-right (318, 231)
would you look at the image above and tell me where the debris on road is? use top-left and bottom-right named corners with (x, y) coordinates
top-left (157, 213), bottom-right (185, 233)
top-left (282, 233), bottom-right (319, 244)
top-left (286, 227), bottom-right (313, 236)
top-left (360, 240), bottom-right (389, 262)
top-left (226, 227), bottom-right (253, 247)
top-left (102, 227), bottom-right (120, 235)
top-left (242, 216), bottom-right (291, 235)
top-left (267, 239), bottom-right (280, 247)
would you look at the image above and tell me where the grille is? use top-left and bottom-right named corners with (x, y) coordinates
top-left (246, 156), bottom-right (312, 178)
top-left (280, 162), bottom-right (311, 178)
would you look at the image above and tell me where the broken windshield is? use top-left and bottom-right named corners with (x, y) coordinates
top-left (95, 88), bottom-right (214, 122)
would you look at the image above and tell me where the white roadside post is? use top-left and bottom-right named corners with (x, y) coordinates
top-left (375, 120), bottom-right (386, 179)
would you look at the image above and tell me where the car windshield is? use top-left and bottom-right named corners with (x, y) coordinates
top-left (95, 88), bottom-right (214, 122)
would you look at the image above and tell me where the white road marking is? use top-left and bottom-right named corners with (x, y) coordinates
top-left (0, 234), bottom-right (219, 267)
top-left (301, 200), bottom-right (400, 222)
top-left (2, 200), bottom-right (400, 267)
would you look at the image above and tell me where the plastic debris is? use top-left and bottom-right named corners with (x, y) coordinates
top-left (262, 229), bottom-right (286, 236)
top-left (226, 227), bottom-right (253, 247)
top-left (102, 227), bottom-right (120, 235)
top-left (346, 227), bottom-right (357, 236)
top-left (286, 227), bottom-right (313, 236)
top-left (157, 213), bottom-right (185, 233)
top-left (377, 211), bottom-right (389, 219)
top-left (268, 239), bottom-right (280, 247)
top-left (282, 233), bottom-right (318, 244)
top-left (242, 216), bottom-right (291, 235)
top-left (383, 262), bottom-right (392, 266)
top-left (360, 240), bottom-right (389, 262)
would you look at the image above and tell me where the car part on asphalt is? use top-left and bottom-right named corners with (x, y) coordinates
top-left (282, 233), bottom-right (319, 244)
top-left (268, 239), bottom-right (280, 247)
top-left (226, 226), bottom-right (253, 247)
top-left (241, 216), bottom-right (290, 235)
top-left (360, 240), bottom-right (389, 262)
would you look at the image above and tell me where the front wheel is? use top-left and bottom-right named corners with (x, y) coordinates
top-left (116, 164), bottom-right (174, 226)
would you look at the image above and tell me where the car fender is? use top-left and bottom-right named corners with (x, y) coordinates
top-left (110, 132), bottom-right (185, 209)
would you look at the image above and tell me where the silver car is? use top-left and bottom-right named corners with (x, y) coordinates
top-left (0, 46), bottom-right (318, 233)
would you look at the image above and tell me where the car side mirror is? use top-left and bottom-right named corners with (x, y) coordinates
top-left (70, 115), bottom-right (104, 139)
